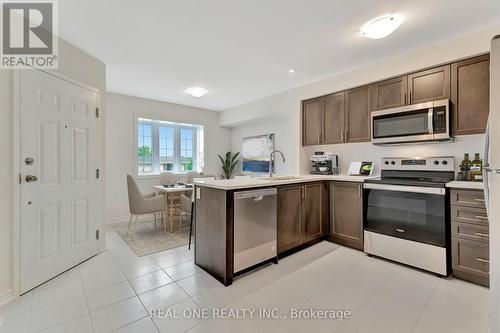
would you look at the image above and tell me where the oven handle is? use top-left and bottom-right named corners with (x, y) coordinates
top-left (363, 183), bottom-right (446, 195)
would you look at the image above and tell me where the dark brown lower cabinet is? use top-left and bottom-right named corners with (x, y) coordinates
top-left (451, 189), bottom-right (489, 287)
top-left (452, 237), bottom-right (489, 287)
top-left (277, 182), bottom-right (327, 254)
top-left (329, 182), bottom-right (364, 250)
top-left (277, 185), bottom-right (303, 253)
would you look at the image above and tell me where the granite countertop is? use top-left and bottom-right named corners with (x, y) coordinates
top-left (193, 174), bottom-right (377, 190)
top-left (446, 181), bottom-right (485, 190)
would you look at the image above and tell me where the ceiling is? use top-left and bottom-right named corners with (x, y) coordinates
top-left (58, 0), bottom-right (500, 111)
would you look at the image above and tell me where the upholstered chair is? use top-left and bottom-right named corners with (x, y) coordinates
top-left (126, 175), bottom-right (165, 238)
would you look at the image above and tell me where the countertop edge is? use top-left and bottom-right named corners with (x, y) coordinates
top-left (445, 181), bottom-right (485, 190)
top-left (193, 175), bottom-right (376, 190)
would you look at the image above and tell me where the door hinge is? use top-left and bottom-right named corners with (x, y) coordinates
top-left (96, 230), bottom-right (100, 240)
top-left (95, 107), bottom-right (99, 118)
top-left (96, 169), bottom-right (100, 179)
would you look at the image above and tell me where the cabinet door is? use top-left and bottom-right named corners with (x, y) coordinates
top-left (277, 185), bottom-right (303, 253)
top-left (408, 65), bottom-right (451, 104)
top-left (451, 55), bottom-right (490, 135)
top-left (322, 92), bottom-right (344, 144)
top-left (344, 85), bottom-right (371, 143)
top-left (330, 182), bottom-right (363, 250)
top-left (303, 182), bottom-right (327, 242)
top-left (302, 98), bottom-right (323, 146)
top-left (371, 76), bottom-right (408, 111)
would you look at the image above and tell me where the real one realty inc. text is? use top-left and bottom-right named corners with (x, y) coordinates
top-left (150, 307), bottom-right (352, 321)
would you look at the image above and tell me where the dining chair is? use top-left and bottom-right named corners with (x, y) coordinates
top-left (183, 176), bottom-right (216, 249)
top-left (126, 175), bottom-right (165, 239)
top-left (186, 171), bottom-right (201, 184)
top-left (159, 172), bottom-right (180, 216)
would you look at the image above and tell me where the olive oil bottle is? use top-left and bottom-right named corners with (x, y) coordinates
top-left (460, 153), bottom-right (472, 181)
top-left (471, 153), bottom-right (483, 181)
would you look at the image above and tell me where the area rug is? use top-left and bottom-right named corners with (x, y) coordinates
top-left (111, 218), bottom-right (190, 256)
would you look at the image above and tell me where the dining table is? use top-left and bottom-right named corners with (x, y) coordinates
top-left (153, 184), bottom-right (193, 232)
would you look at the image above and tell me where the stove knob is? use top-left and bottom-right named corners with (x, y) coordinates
top-left (442, 160), bottom-right (448, 165)
top-left (385, 161), bottom-right (390, 165)
top-left (391, 161), bottom-right (396, 165)
top-left (434, 160), bottom-right (440, 165)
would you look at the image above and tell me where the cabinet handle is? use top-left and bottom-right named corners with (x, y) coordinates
top-left (475, 232), bottom-right (489, 238)
top-left (345, 131), bottom-right (349, 142)
top-left (409, 91), bottom-right (412, 104)
top-left (404, 93), bottom-right (407, 105)
top-left (317, 133), bottom-right (320, 144)
top-left (475, 258), bottom-right (490, 264)
top-left (474, 215), bottom-right (488, 220)
top-left (474, 198), bottom-right (486, 202)
top-left (304, 186), bottom-right (307, 198)
top-left (396, 228), bottom-right (405, 233)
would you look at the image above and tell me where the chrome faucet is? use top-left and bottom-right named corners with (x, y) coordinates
top-left (269, 150), bottom-right (286, 178)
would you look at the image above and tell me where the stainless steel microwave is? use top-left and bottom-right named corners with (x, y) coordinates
top-left (371, 99), bottom-right (451, 145)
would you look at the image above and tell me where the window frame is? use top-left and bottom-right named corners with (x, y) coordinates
top-left (134, 115), bottom-right (204, 177)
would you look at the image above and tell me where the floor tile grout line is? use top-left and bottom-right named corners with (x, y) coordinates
top-left (77, 267), bottom-right (95, 333)
top-left (409, 278), bottom-right (441, 333)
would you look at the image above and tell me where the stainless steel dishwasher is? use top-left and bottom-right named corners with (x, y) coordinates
top-left (233, 188), bottom-right (277, 273)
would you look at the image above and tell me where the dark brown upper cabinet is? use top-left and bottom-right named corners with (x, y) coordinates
top-left (344, 85), bottom-right (371, 143)
top-left (302, 98), bottom-right (323, 146)
top-left (322, 92), bottom-right (344, 144)
top-left (451, 54), bottom-right (490, 135)
top-left (371, 76), bottom-right (408, 111)
top-left (407, 65), bottom-right (451, 104)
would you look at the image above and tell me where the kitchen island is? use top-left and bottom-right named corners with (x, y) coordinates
top-left (193, 175), bottom-right (374, 286)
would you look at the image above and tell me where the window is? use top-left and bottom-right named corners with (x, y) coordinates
top-left (136, 117), bottom-right (204, 175)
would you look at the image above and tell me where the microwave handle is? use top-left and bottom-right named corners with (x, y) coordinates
top-left (428, 108), bottom-right (434, 134)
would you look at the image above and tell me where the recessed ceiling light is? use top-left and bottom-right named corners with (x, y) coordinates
top-left (360, 14), bottom-right (404, 39)
top-left (186, 87), bottom-right (208, 97)
top-left (288, 69), bottom-right (295, 73)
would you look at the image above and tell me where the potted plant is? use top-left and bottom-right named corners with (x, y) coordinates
top-left (218, 151), bottom-right (240, 179)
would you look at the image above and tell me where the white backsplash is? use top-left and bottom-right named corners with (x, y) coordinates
top-left (300, 134), bottom-right (485, 177)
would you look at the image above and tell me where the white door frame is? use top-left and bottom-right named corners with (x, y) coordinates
top-left (11, 68), bottom-right (102, 297)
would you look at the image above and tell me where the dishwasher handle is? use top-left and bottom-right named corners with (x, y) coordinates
top-left (234, 188), bottom-right (277, 200)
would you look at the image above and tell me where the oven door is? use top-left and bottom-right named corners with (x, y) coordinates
top-left (364, 183), bottom-right (448, 247)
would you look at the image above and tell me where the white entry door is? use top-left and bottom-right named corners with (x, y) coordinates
top-left (20, 69), bottom-right (100, 293)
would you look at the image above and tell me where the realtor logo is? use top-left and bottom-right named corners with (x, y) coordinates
top-left (1, 0), bottom-right (58, 69)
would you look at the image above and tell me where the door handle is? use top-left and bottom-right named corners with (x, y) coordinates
top-left (475, 257), bottom-right (490, 264)
top-left (25, 175), bottom-right (38, 182)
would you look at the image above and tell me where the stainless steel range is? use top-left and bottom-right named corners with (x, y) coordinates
top-left (363, 156), bottom-right (455, 275)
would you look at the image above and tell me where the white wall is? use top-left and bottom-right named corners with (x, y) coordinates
top-left (224, 24), bottom-right (500, 176)
top-left (0, 39), bottom-right (106, 302)
top-left (104, 93), bottom-right (231, 224)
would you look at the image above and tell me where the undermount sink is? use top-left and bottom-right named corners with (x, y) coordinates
top-left (259, 176), bottom-right (302, 181)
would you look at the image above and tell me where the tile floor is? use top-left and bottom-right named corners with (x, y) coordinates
top-left (0, 231), bottom-right (490, 333)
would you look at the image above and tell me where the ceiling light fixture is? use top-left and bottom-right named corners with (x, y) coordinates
top-left (186, 87), bottom-right (208, 97)
top-left (360, 14), bottom-right (403, 39)
top-left (288, 69), bottom-right (295, 73)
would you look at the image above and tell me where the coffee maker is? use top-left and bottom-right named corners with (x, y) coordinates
top-left (310, 152), bottom-right (339, 175)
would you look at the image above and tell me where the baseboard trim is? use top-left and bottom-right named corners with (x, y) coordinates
top-left (0, 289), bottom-right (15, 307)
